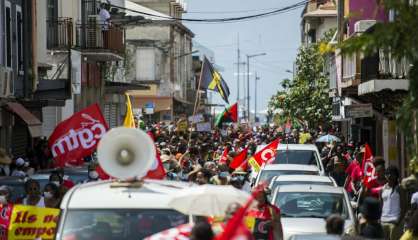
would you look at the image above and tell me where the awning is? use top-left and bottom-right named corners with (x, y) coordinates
top-left (358, 79), bottom-right (409, 95)
top-left (131, 96), bottom-right (172, 112)
top-left (6, 102), bottom-right (42, 137)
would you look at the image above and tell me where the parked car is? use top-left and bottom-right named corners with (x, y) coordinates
top-left (268, 175), bottom-right (337, 192)
top-left (254, 164), bottom-right (321, 186)
top-left (36, 167), bottom-right (89, 184)
top-left (271, 184), bottom-right (356, 240)
top-left (274, 144), bottom-right (325, 175)
top-left (56, 179), bottom-right (193, 240)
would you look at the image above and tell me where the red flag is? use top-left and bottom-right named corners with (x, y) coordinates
top-left (219, 147), bottom-right (229, 164)
top-left (361, 144), bottom-right (376, 187)
top-left (96, 165), bottom-right (111, 180)
top-left (145, 149), bottom-right (166, 180)
top-left (48, 104), bottom-right (109, 167)
top-left (0, 204), bottom-right (13, 240)
top-left (230, 148), bottom-right (248, 169)
top-left (228, 103), bottom-right (238, 122)
top-left (248, 139), bottom-right (280, 171)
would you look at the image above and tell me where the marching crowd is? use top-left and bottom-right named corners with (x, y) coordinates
top-left (1, 121), bottom-right (418, 240)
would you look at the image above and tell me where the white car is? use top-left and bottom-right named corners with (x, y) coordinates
top-left (56, 179), bottom-right (194, 240)
top-left (268, 175), bottom-right (337, 192)
top-left (274, 144), bottom-right (325, 175)
top-left (254, 164), bottom-right (320, 186)
top-left (272, 184), bottom-right (356, 240)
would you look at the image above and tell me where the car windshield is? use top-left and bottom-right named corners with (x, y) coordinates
top-left (274, 150), bottom-right (318, 166)
top-left (275, 192), bottom-right (348, 219)
top-left (258, 170), bottom-right (319, 184)
top-left (270, 181), bottom-right (333, 191)
top-left (59, 209), bottom-right (188, 240)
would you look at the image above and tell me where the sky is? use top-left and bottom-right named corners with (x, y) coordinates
top-left (184, 0), bottom-right (303, 115)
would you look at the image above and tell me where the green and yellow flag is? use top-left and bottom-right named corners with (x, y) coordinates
top-left (200, 56), bottom-right (230, 103)
top-left (123, 93), bottom-right (136, 128)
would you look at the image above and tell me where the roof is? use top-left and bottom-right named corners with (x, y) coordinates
top-left (61, 179), bottom-right (194, 209)
top-left (303, 8), bottom-right (337, 18)
top-left (273, 175), bottom-right (332, 183)
top-left (277, 144), bottom-right (319, 151)
top-left (276, 184), bottom-right (344, 194)
top-left (262, 164), bottom-right (319, 172)
top-left (115, 0), bottom-right (171, 20)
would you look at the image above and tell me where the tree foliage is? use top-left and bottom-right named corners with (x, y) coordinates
top-left (268, 29), bottom-right (335, 128)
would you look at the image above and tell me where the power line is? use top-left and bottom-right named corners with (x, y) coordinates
top-left (186, 7), bottom-right (290, 14)
top-left (109, 0), bottom-right (308, 23)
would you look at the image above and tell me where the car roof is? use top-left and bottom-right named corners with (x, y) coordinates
top-left (273, 175), bottom-right (331, 183)
top-left (276, 184), bottom-right (344, 194)
top-left (262, 164), bottom-right (319, 171)
top-left (61, 179), bottom-right (195, 209)
top-left (277, 144), bottom-right (318, 151)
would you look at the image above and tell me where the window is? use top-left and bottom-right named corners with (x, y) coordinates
top-left (275, 192), bottom-right (348, 219)
top-left (60, 209), bottom-right (188, 240)
top-left (136, 48), bottom-right (156, 81)
top-left (274, 150), bottom-right (319, 166)
top-left (5, 1), bottom-right (12, 68)
top-left (16, 6), bottom-right (23, 74)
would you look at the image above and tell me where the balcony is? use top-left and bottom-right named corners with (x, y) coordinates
top-left (47, 18), bottom-right (73, 50)
top-left (75, 22), bottom-right (124, 61)
top-left (358, 51), bottom-right (409, 96)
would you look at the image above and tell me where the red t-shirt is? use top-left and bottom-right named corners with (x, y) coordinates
top-left (246, 204), bottom-right (280, 240)
top-left (345, 160), bottom-right (362, 193)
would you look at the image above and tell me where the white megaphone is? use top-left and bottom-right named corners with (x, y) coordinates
top-left (97, 127), bottom-right (155, 180)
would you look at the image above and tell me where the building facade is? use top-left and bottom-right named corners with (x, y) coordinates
top-left (331, 0), bottom-right (410, 175)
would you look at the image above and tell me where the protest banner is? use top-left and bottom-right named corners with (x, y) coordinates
top-left (48, 104), bottom-right (109, 167)
top-left (8, 205), bottom-right (60, 240)
top-left (0, 204), bottom-right (13, 240)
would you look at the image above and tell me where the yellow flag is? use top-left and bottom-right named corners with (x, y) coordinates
top-left (123, 93), bottom-right (136, 128)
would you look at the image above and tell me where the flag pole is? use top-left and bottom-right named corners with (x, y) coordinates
top-left (188, 57), bottom-right (205, 147)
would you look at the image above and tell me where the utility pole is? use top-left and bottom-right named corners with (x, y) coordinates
top-left (246, 53), bottom-right (266, 123)
top-left (254, 72), bottom-right (260, 123)
top-left (237, 34), bottom-right (240, 103)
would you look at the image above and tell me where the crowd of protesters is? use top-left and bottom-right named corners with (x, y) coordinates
top-left (1, 120), bottom-right (418, 240)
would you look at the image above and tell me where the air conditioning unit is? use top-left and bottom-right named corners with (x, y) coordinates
top-left (0, 67), bottom-right (14, 97)
top-left (354, 20), bottom-right (376, 34)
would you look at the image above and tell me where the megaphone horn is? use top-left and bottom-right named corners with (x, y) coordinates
top-left (97, 127), bottom-right (156, 180)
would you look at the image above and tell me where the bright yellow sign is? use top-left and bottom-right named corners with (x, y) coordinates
top-left (8, 205), bottom-right (60, 240)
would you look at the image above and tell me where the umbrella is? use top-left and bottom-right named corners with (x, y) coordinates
top-left (316, 134), bottom-right (341, 143)
top-left (144, 224), bottom-right (192, 240)
top-left (168, 185), bottom-right (251, 217)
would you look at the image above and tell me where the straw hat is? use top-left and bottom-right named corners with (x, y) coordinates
top-left (0, 148), bottom-right (11, 165)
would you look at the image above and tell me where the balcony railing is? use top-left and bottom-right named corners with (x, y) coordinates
top-left (47, 18), bottom-right (73, 50)
top-left (361, 51), bottom-right (409, 82)
top-left (75, 23), bottom-right (124, 53)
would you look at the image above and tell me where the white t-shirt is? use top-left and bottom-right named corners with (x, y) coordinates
top-left (381, 184), bottom-right (401, 222)
top-left (23, 197), bottom-right (45, 208)
top-left (411, 191), bottom-right (418, 205)
top-left (99, 8), bottom-right (110, 29)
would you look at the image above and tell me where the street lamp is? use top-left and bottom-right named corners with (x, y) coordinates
top-left (247, 53), bottom-right (266, 122)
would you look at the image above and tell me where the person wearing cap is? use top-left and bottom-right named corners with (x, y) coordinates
top-left (246, 187), bottom-right (283, 240)
top-left (11, 158), bottom-right (29, 177)
top-left (358, 197), bottom-right (384, 239)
